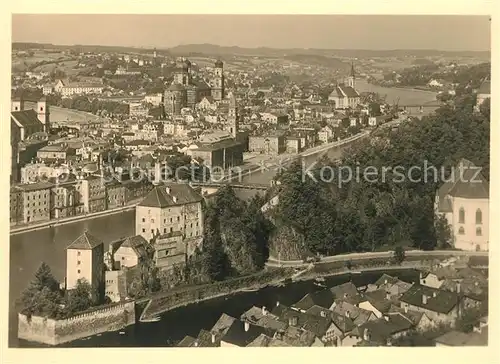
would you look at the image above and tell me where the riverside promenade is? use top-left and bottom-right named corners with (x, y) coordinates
top-left (10, 199), bottom-right (141, 236)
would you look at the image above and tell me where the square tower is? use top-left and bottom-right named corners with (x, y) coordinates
top-left (66, 231), bottom-right (105, 303)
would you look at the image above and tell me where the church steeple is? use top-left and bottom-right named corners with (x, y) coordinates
top-left (347, 61), bottom-right (356, 88)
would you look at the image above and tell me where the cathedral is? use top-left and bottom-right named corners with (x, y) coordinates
top-left (163, 58), bottom-right (225, 115)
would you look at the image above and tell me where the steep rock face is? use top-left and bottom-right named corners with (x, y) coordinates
top-left (269, 223), bottom-right (307, 261)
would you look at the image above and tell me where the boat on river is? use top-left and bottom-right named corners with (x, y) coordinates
top-left (140, 316), bottom-right (161, 323)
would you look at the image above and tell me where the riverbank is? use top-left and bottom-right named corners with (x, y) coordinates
top-left (10, 201), bottom-right (139, 236)
top-left (139, 249), bottom-right (488, 321)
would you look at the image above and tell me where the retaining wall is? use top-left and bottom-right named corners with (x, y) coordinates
top-left (18, 301), bottom-right (135, 346)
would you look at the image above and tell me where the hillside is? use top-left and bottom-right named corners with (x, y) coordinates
top-left (167, 43), bottom-right (490, 59)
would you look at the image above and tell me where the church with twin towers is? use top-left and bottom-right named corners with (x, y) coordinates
top-left (163, 58), bottom-right (225, 115)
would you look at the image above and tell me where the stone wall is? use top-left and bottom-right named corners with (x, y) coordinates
top-left (18, 301), bottom-right (135, 346)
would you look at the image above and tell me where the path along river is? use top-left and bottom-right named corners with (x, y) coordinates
top-left (10, 83), bottom-right (437, 346)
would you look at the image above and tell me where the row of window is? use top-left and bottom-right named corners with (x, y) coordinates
top-left (458, 227), bottom-right (482, 236)
top-left (458, 208), bottom-right (483, 224)
top-left (141, 227), bottom-right (199, 237)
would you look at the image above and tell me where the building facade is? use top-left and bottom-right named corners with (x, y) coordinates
top-left (66, 231), bottom-right (105, 303)
top-left (135, 183), bottom-right (204, 243)
top-left (435, 159), bottom-right (489, 251)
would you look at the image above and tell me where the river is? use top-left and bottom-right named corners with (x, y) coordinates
top-left (355, 79), bottom-right (437, 105)
top-left (18, 269), bottom-right (420, 347)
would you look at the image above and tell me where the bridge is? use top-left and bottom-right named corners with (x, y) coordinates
top-left (189, 181), bottom-right (270, 192)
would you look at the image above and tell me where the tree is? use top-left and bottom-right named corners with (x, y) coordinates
top-left (19, 262), bottom-right (63, 318)
top-left (435, 215), bottom-right (453, 249)
top-left (65, 278), bottom-right (94, 314)
top-left (479, 98), bottom-right (490, 119)
top-left (392, 246), bottom-right (406, 265)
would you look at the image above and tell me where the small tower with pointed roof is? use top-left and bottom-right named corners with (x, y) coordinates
top-left (37, 96), bottom-right (50, 132)
top-left (227, 92), bottom-right (239, 138)
top-left (347, 61), bottom-right (356, 89)
top-left (66, 231), bottom-right (105, 302)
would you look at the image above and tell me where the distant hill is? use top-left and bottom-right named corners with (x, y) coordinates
top-left (168, 43), bottom-right (490, 59)
top-left (12, 42), bottom-right (490, 60)
top-left (283, 54), bottom-right (350, 70)
top-left (12, 42), bottom-right (169, 57)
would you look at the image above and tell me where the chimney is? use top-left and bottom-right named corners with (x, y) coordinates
top-left (244, 321), bottom-right (250, 332)
top-left (276, 301), bottom-right (280, 307)
top-left (422, 295), bottom-right (428, 305)
top-left (166, 186), bottom-right (171, 194)
top-left (432, 292), bottom-right (437, 298)
top-left (172, 196), bottom-right (177, 203)
top-left (404, 306), bottom-right (408, 314)
top-left (363, 328), bottom-right (370, 341)
top-left (194, 341), bottom-right (199, 347)
top-left (320, 311), bottom-right (326, 318)
top-left (384, 315), bottom-right (389, 322)
top-left (345, 311), bottom-right (350, 318)
top-left (289, 316), bottom-right (298, 327)
top-left (386, 292), bottom-right (391, 300)
top-left (456, 283), bottom-right (461, 294)
top-left (211, 333), bottom-right (216, 343)
top-left (384, 279), bottom-right (388, 285)
top-left (262, 306), bottom-right (268, 316)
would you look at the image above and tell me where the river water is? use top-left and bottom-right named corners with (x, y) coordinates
top-left (19, 269), bottom-right (420, 347)
top-left (10, 84), bottom-right (437, 347)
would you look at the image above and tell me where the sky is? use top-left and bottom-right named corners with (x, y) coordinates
top-left (12, 15), bottom-right (491, 51)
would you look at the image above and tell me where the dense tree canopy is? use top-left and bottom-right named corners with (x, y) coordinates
top-left (269, 91), bottom-right (489, 258)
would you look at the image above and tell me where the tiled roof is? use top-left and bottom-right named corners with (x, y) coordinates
top-left (220, 322), bottom-right (269, 347)
top-left (477, 80), bottom-right (490, 95)
top-left (18, 181), bottom-right (54, 192)
top-left (293, 289), bottom-right (335, 311)
top-left (177, 335), bottom-right (196, 347)
top-left (211, 313), bottom-right (237, 337)
top-left (11, 110), bottom-right (43, 129)
top-left (246, 333), bottom-right (272, 347)
top-left (358, 314), bottom-right (413, 343)
top-left (436, 159), bottom-right (489, 205)
top-left (67, 231), bottom-right (103, 250)
top-left (138, 183), bottom-right (203, 208)
top-left (435, 329), bottom-right (488, 346)
top-left (330, 282), bottom-right (360, 301)
top-left (399, 285), bottom-right (460, 314)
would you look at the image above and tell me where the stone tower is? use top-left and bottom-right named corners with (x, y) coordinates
top-left (347, 61), bottom-right (356, 88)
top-left (37, 96), bottom-right (50, 132)
top-left (164, 83), bottom-right (186, 115)
top-left (227, 92), bottom-right (239, 138)
top-left (211, 59), bottom-right (224, 101)
top-left (174, 58), bottom-right (190, 86)
top-left (11, 96), bottom-right (25, 112)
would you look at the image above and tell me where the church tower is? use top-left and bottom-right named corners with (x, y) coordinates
top-left (37, 96), bottom-right (50, 132)
top-left (347, 61), bottom-right (356, 88)
top-left (211, 59), bottom-right (225, 101)
top-left (227, 92), bottom-right (239, 138)
top-left (11, 95), bottom-right (25, 112)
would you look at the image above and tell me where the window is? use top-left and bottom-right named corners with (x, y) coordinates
top-left (476, 227), bottom-right (482, 236)
top-left (142, 218), bottom-right (145, 222)
top-left (458, 227), bottom-right (465, 235)
top-left (476, 209), bottom-right (482, 224)
top-left (77, 251), bottom-right (81, 256)
top-left (77, 269), bottom-right (81, 274)
top-left (459, 208), bottom-right (465, 224)
top-left (164, 228), bottom-right (167, 233)
top-left (170, 227), bottom-right (173, 233)
top-left (151, 219), bottom-right (154, 223)
top-left (142, 228), bottom-right (146, 233)
top-left (77, 261), bottom-right (81, 265)
top-left (122, 257), bottom-right (125, 260)
top-left (151, 229), bottom-right (154, 234)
